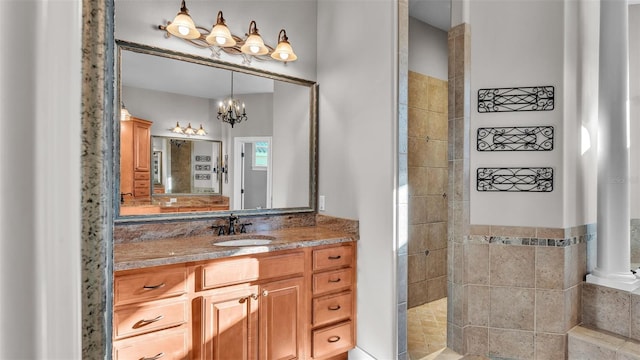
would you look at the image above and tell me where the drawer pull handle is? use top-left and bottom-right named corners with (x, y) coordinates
top-left (143, 283), bottom-right (166, 290)
top-left (328, 255), bottom-right (342, 260)
top-left (140, 352), bottom-right (165, 360)
top-left (134, 315), bottom-right (164, 328)
top-left (328, 305), bottom-right (341, 311)
top-left (328, 278), bottom-right (341, 283)
top-left (327, 336), bottom-right (341, 343)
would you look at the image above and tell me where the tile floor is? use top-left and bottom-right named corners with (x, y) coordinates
top-left (407, 297), bottom-right (448, 360)
top-left (407, 297), bottom-right (488, 360)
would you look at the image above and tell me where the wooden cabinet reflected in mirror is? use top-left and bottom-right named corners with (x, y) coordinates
top-left (116, 41), bottom-right (318, 220)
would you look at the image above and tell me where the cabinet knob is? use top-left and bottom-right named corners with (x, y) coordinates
top-left (327, 336), bottom-right (341, 343)
top-left (141, 352), bottom-right (165, 360)
top-left (251, 293), bottom-right (259, 300)
top-left (262, 290), bottom-right (269, 297)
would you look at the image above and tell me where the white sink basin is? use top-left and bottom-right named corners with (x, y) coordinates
top-left (213, 238), bottom-right (273, 247)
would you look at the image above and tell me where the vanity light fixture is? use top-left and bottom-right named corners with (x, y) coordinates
top-left (120, 102), bottom-right (132, 121)
top-left (271, 29), bottom-right (297, 62)
top-left (165, 0), bottom-right (200, 40)
top-left (205, 11), bottom-right (235, 47)
top-left (240, 21), bottom-right (269, 56)
top-left (158, 1), bottom-right (297, 64)
top-left (171, 121), bottom-right (207, 136)
top-left (218, 71), bottom-right (247, 128)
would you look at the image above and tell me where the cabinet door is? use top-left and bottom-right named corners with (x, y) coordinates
top-left (259, 277), bottom-right (304, 360)
top-left (133, 121), bottom-right (151, 172)
top-left (198, 285), bottom-right (259, 360)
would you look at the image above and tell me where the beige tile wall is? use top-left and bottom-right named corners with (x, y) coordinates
top-left (408, 71), bottom-right (449, 308)
top-left (458, 225), bottom-right (589, 359)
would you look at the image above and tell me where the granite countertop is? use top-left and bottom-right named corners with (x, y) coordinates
top-left (114, 226), bottom-right (357, 271)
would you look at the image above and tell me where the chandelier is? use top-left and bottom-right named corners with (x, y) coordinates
top-left (158, 0), bottom-right (297, 65)
top-left (218, 72), bottom-right (247, 128)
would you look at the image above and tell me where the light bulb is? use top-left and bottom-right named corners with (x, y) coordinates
top-left (178, 25), bottom-right (190, 36)
top-left (279, 53), bottom-right (289, 60)
top-left (250, 45), bottom-right (260, 54)
top-left (216, 36), bottom-right (226, 45)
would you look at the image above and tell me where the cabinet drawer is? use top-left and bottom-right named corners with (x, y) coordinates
top-left (114, 298), bottom-right (188, 339)
top-left (198, 252), bottom-right (304, 290)
top-left (134, 187), bottom-right (150, 197)
top-left (313, 268), bottom-right (353, 295)
top-left (313, 245), bottom-right (353, 271)
top-left (134, 179), bottom-right (150, 189)
top-left (313, 291), bottom-right (353, 327)
top-left (134, 171), bottom-right (150, 180)
top-left (312, 321), bottom-right (354, 358)
top-left (113, 325), bottom-right (188, 360)
top-left (114, 266), bottom-right (187, 306)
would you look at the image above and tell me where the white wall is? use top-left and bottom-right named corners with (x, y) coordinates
top-left (630, 5), bottom-right (640, 219)
top-left (317, 0), bottom-right (397, 358)
top-left (0, 0), bottom-right (82, 358)
top-left (408, 17), bottom-right (448, 80)
top-left (115, 0), bottom-right (317, 81)
top-left (469, 0), bottom-right (567, 228)
top-left (123, 86), bottom-right (224, 141)
top-left (272, 81), bottom-right (310, 208)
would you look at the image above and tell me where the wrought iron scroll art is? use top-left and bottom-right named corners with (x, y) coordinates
top-left (477, 168), bottom-right (553, 192)
top-left (478, 86), bottom-right (554, 112)
top-left (477, 126), bottom-right (554, 151)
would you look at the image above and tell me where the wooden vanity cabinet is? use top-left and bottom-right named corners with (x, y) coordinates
top-left (193, 251), bottom-right (306, 360)
top-left (121, 116), bottom-right (152, 201)
top-left (309, 244), bottom-right (356, 359)
top-left (112, 263), bottom-right (190, 360)
top-left (113, 243), bottom-right (356, 360)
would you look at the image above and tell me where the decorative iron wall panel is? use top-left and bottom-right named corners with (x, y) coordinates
top-left (477, 167), bottom-right (553, 192)
top-left (478, 86), bottom-right (554, 112)
top-left (477, 126), bottom-right (554, 151)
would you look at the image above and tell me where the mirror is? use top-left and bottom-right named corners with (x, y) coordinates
top-left (116, 40), bottom-right (317, 219)
top-left (151, 136), bottom-right (223, 195)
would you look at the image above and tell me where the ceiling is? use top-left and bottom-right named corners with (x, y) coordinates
top-left (409, 0), bottom-right (451, 31)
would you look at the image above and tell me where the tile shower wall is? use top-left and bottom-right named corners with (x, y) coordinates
top-left (408, 71), bottom-right (449, 308)
top-left (458, 225), bottom-right (590, 359)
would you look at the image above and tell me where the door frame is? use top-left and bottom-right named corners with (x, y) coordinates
top-left (233, 136), bottom-right (273, 210)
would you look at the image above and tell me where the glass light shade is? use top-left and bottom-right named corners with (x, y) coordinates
top-left (271, 41), bottom-right (297, 62)
top-left (172, 122), bottom-right (184, 134)
top-left (206, 24), bottom-right (235, 47)
top-left (184, 123), bottom-right (196, 135)
top-left (196, 124), bottom-right (207, 136)
top-left (166, 13), bottom-right (200, 39)
top-left (120, 107), bottom-right (131, 121)
top-left (241, 34), bottom-right (268, 55)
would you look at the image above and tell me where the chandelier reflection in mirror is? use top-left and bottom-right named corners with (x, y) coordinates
top-left (218, 72), bottom-right (247, 128)
top-left (158, 0), bottom-right (297, 65)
